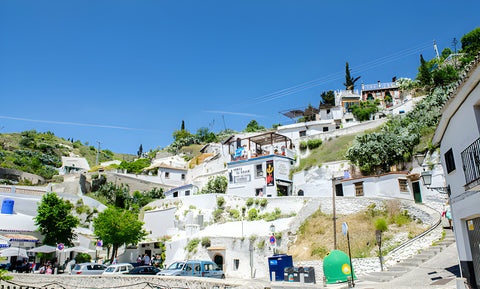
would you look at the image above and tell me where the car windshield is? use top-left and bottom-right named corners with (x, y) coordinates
top-left (73, 264), bottom-right (81, 270)
top-left (167, 262), bottom-right (183, 270)
top-left (105, 267), bottom-right (115, 272)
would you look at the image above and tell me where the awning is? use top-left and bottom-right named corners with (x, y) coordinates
top-left (3, 234), bottom-right (39, 243)
top-left (276, 179), bottom-right (293, 187)
top-left (27, 245), bottom-right (57, 253)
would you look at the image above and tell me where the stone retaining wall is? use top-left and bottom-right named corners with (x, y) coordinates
top-left (0, 274), bottom-right (265, 289)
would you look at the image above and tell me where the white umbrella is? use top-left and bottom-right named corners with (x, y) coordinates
top-left (64, 246), bottom-right (95, 253)
top-left (27, 245), bottom-right (57, 253)
top-left (0, 247), bottom-right (28, 258)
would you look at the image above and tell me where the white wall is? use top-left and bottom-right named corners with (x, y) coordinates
top-left (437, 73), bottom-right (480, 262)
top-left (341, 173), bottom-right (414, 200)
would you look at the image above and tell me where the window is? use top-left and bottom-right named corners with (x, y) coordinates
top-left (181, 174), bottom-right (185, 180)
top-left (299, 130), bottom-right (306, 137)
top-left (255, 164), bottom-right (263, 177)
top-left (444, 149), bottom-right (456, 174)
top-left (398, 179), bottom-right (408, 192)
top-left (173, 191), bottom-right (178, 198)
top-left (233, 259), bottom-right (240, 271)
top-left (354, 182), bottom-right (364, 196)
top-left (323, 127), bottom-right (328, 132)
top-left (255, 188), bottom-right (263, 196)
top-left (185, 190), bottom-right (190, 196)
top-left (165, 172), bottom-right (170, 179)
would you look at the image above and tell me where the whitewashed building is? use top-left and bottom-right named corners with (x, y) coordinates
top-left (223, 132), bottom-right (295, 197)
top-left (340, 172), bottom-right (419, 201)
top-left (164, 184), bottom-right (199, 198)
top-left (432, 53), bottom-right (480, 289)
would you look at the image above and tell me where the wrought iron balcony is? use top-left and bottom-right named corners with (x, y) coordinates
top-left (461, 137), bottom-right (480, 191)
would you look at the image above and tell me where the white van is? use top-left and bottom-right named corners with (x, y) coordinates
top-left (102, 263), bottom-right (134, 275)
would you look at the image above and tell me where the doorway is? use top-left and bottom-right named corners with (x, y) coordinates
top-left (412, 182), bottom-right (422, 203)
top-left (213, 254), bottom-right (224, 269)
top-left (467, 217), bottom-right (480, 288)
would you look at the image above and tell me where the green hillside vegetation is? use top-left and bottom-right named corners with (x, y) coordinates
top-left (289, 200), bottom-right (425, 260)
top-left (0, 130), bottom-right (134, 181)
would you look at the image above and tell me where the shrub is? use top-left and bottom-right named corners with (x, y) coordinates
top-left (248, 208), bottom-right (258, 221)
top-left (246, 198), bottom-right (254, 207)
top-left (299, 141), bottom-right (307, 150)
top-left (307, 139), bottom-right (323, 150)
top-left (254, 199), bottom-right (260, 206)
top-left (311, 245), bottom-right (328, 258)
top-left (213, 208), bottom-right (224, 222)
top-left (259, 199), bottom-right (268, 207)
top-left (375, 218), bottom-right (388, 232)
top-left (229, 209), bottom-right (240, 220)
top-left (217, 196), bottom-right (225, 208)
top-left (75, 253), bottom-right (91, 263)
top-left (257, 240), bottom-right (265, 249)
top-left (201, 237), bottom-right (211, 248)
top-left (187, 238), bottom-right (200, 252)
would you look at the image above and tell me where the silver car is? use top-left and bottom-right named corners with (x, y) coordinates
top-left (71, 262), bottom-right (106, 275)
top-left (157, 261), bottom-right (185, 276)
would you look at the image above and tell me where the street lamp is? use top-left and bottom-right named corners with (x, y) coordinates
top-left (419, 170), bottom-right (450, 195)
top-left (270, 224), bottom-right (275, 235)
top-left (414, 153), bottom-right (426, 168)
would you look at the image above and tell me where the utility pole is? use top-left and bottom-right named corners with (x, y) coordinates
top-left (332, 176), bottom-right (337, 250)
top-left (433, 40), bottom-right (440, 60)
top-left (452, 37), bottom-right (458, 54)
top-left (96, 140), bottom-right (102, 167)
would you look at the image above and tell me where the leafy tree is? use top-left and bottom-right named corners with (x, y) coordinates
top-left (118, 158), bottom-right (150, 174)
top-left (93, 207), bottom-right (147, 262)
top-left (320, 90), bottom-right (336, 106)
top-left (460, 27), bottom-right (480, 64)
top-left (137, 144), bottom-right (143, 157)
top-left (0, 269), bottom-right (13, 281)
top-left (201, 176), bottom-right (228, 194)
top-left (351, 101), bottom-right (378, 121)
top-left (343, 62), bottom-right (361, 91)
top-left (245, 120), bottom-right (266, 132)
top-left (416, 54), bottom-right (433, 86)
top-left (94, 182), bottom-right (130, 209)
top-left (432, 65), bottom-right (459, 87)
top-left (195, 127), bottom-right (218, 144)
top-left (34, 192), bottom-right (79, 246)
top-left (440, 47), bottom-right (453, 60)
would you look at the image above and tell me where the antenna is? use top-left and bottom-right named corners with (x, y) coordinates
top-left (222, 115), bottom-right (227, 131)
top-left (452, 38), bottom-right (458, 54)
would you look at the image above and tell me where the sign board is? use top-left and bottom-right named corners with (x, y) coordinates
top-left (266, 161), bottom-right (274, 186)
top-left (270, 235), bottom-right (276, 245)
top-left (57, 243), bottom-right (64, 251)
top-left (96, 240), bottom-right (103, 247)
top-left (468, 220), bottom-right (474, 231)
top-left (342, 222), bottom-right (348, 236)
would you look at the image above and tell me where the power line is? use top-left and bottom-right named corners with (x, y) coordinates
top-left (236, 41), bottom-right (433, 105)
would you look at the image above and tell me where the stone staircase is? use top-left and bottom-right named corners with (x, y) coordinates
top-left (360, 229), bottom-right (455, 282)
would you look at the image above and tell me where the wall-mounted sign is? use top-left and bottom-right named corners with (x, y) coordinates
top-left (266, 161), bottom-right (274, 186)
top-left (468, 220), bottom-right (474, 231)
top-left (231, 167), bottom-right (251, 184)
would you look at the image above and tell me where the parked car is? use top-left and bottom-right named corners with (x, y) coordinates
top-left (71, 263), bottom-right (107, 275)
top-left (102, 263), bottom-right (134, 275)
top-left (126, 265), bottom-right (160, 275)
top-left (180, 261), bottom-right (224, 279)
top-left (157, 261), bottom-right (185, 276)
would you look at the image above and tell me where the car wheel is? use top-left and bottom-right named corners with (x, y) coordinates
top-left (221, 274), bottom-right (225, 279)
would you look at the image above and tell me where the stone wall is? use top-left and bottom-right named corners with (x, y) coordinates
top-left (0, 273), bottom-right (265, 289)
top-left (0, 167), bottom-right (45, 185)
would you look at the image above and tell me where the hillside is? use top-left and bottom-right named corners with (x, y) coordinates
top-left (0, 130), bottom-right (135, 181)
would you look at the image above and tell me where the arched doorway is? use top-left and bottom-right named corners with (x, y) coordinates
top-left (213, 254), bottom-right (224, 269)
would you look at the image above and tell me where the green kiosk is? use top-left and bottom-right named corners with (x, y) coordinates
top-left (323, 250), bottom-right (356, 284)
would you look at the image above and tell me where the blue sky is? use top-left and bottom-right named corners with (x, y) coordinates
top-left (0, 1), bottom-right (478, 154)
